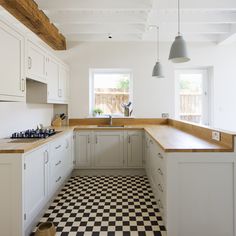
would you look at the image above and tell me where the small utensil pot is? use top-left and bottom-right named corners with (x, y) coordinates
top-left (35, 222), bottom-right (56, 236)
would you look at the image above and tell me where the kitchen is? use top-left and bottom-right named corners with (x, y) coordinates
top-left (0, 0), bottom-right (236, 236)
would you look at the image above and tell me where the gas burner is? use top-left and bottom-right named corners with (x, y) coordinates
top-left (11, 128), bottom-right (56, 139)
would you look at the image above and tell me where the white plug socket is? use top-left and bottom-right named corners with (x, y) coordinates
top-left (212, 131), bottom-right (221, 141)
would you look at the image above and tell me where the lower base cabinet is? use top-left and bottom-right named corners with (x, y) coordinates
top-left (0, 131), bottom-right (74, 236)
top-left (75, 130), bottom-right (143, 169)
top-left (94, 131), bottom-right (124, 168)
top-left (75, 131), bottom-right (92, 168)
top-left (145, 133), bottom-right (236, 236)
top-left (24, 145), bottom-right (49, 229)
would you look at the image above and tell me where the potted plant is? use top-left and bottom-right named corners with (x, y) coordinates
top-left (93, 108), bottom-right (103, 117)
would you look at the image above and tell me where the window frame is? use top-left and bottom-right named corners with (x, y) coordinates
top-left (89, 68), bottom-right (133, 116)
top-left (175, 68), bottom-right (211, 126)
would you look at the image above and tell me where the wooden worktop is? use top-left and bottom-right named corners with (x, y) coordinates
top-left (0, 126), bottom-right (75, 154)
top-left (74, 124), bottom-right (233, 152)
top-left (0, 118), bottom-right (234, 154)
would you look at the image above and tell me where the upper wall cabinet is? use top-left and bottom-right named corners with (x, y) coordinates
top-left (0, 20), bottom-right (25, 102)
top-left (26, 40), bottom-right (47, 83)
top-left (46, 56), bottom-right (60, 102)
top-left (46, 56), bottom-right (69, 104)
top-left (59, 65), bottom-right (70, 103)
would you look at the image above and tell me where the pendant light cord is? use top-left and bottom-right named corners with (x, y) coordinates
top-left (157, 26), bottom-right (159, 61)
top-left (178, 0), bottom-right (180, 35)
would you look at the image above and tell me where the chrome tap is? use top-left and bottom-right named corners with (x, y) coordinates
top-left (108, 115), bottom-right (113, 126)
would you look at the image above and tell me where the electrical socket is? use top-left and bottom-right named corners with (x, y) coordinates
top-left (212, 131), bottom-right (221, 141)
top-left (162, 113), bottom-right (169, 118)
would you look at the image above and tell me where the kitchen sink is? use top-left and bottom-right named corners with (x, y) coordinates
top-left (97, 125), bottom-right (125, 128)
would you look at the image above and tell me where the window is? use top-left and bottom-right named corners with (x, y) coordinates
top-left (90, 69), bottom-right (133, 116)
top-left (175, 69), bottom-right (210, 125)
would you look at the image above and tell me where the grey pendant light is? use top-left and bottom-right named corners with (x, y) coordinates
top-left (152, 26), bottom-right (164, 78)
top-left (169, 0), bottom-right (190, 63)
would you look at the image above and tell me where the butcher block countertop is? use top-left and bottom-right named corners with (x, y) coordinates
top-left (75, 125), bottom-right (234, 152)
top-left (0, 119), bottom-right (234, 154)
top-left (0, 126), bottom-right (75, 154)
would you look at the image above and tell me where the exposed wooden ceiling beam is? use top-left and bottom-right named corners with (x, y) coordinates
top-left (0, 0), bottom-right (66, 50)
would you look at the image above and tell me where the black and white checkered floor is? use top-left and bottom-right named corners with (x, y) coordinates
top-left (33, 176), bottom-right (166, 236)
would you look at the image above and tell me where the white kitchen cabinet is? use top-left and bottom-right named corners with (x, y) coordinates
top-left (75, 131), bottom-right (92, 168)
top-left (24, 145), bottom-right (49, 229)
top-left (46, 56), bottom-right (60, 102)
top-left (0, 20), bottom-right (25, 101)
top-left (46, 56), bottom-right (69, 104)
top-left (127, 131), bottom-right (143, 167)
top-left (26, 40), bottom-right (47, 83)
top-left (94, 131), bottom-right (124, 168)
top-left (63, 132), bottom-right (74, 176)
top-left (59, 65), bottom-right (69, 102)
top-left (49, 131), bottom-right (74, 194)
top-left (145, 132), bottom-right (236, 236)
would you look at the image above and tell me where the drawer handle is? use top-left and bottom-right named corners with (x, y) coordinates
top-left (56, 176), bottom-right (61, 183)
top-left (158, 168), bottom-right (163, 176)
top-left (158, 153), bottom-right (163, 159)
top-left (28, 56), bottom-right (32, 69)
top-left (21, 78), bottom-right (25, 92)
top-left (149, 139), bottom-right (153, 144)
top-left (158, 184), bottom-right (164, 192)
top-left (55, 145), bottom-right (61, 150)
top-left (128, 135), bottom-right (131, 144)
top-left (44, 150), bottom-right (49, 164)
top-left (55, 160), bottom-right (61, 166)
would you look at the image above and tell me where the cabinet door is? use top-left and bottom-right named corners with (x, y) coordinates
top-left (94, 131), bottom-right (124, 168)
top-left (27, 40), bottom-right (46, 83)
top-left (75, 132), bottom-right (92, 168)
top-left (59, 65), bottom-right (69, 103)
top-left (24, 145), bottom-right (49, 227)
top-left (46, 57), bottom-right (60, 102)
top-left (0, 20), bottom-right (25, 101)
top-left (127, 131), bottom-right (143, 167)
top-left (63, 133), bottom-right (73, 176)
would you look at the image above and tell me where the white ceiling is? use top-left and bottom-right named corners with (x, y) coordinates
top-left (18, 0), bottom-right (236, 44)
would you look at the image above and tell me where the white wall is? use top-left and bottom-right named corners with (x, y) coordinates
top-left (58, 41), bottom-right (236, 132)
top-left (0, 103), bottom-right (53, 138)
top-left (61, 42), bottom-right (175, 119)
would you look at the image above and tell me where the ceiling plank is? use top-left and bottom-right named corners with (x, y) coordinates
top-left (47, 11), bottom-right (148, 25)
top-left (36, 0), bottom-right (153, 11)
top-left (218, 24), bottom-right (236, 45)
top-left (58, 24), bottom-right (146, 34)
top-left (58, 23), bottom-right (230, 35)
top-left (149, 11), bottom-right (236, 25)
top-left (0, 0), bottom-right (66, 50)
top-left (153, 0), bottom-right (236, 11)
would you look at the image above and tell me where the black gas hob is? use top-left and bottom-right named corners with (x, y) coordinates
top-left (11, 128), bottom-right (57, 139)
